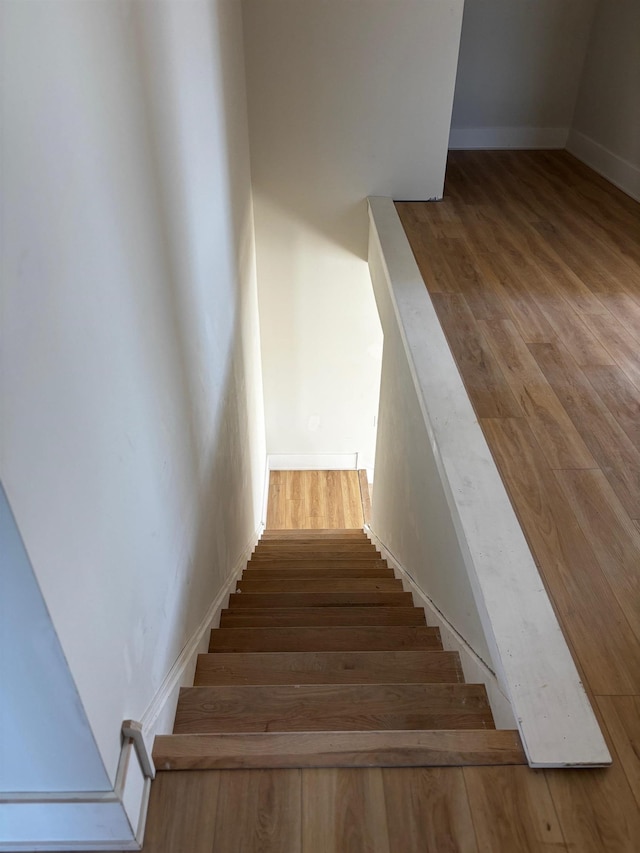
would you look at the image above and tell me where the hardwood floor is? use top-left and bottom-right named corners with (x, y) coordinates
top-left (133, 154), bottom-right (640, 851)
top-left (266, 469), bottom-right (365, 529)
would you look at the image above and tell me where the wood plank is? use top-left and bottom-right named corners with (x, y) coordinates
top-left (140, 770), bottom-right (220, 853)
top-left (430, 292), bottom-right (523, 418)
top-left (596, 696), bottom-right (640, 809)
top-left (341, 470), bottom-right (364, 529)
top-left (285, 469), bottom-right (304, 502)
top-left (266, 484), bottom-right (285, 529)
top-left (242, 567), bottom-right (394, 580)
top-left (255, 540), bottom-right (377, 550)
top-left (358, 469), bottom-right (372, 525)
top-left (252, 545), bottom-right (379, 556)
top-left (546, 758), bottom-right (640, 852)
top-left (325, 470), bottom-right (345, 529)
top-left (302, 768), bottom-right (390, 853)
top-left (228, 592), bottom-right (414, 609)
top-left (261, 529), bottom-right (365, 539)
top-left (581, 310), bottom-right (640, 392)
top-left (530, 341), bottom-right (640, 518)
top-left (464, 766), bottom-right (568, 852)
top-left (480, 417), bottom-right (640, 694)
top-left (208, 626), bottom-right (442, 653)
top-left (236, 578), bottom-right (403, 594)
top-left (174, 684), bottom-right (495, 734)
top-left (583, 364), bottom-right (640, 449)
top-left (473, 250), bottom-right (557, 344)
top-left (154, 730), bottom-right (526, 772)
top-left (212, 769), bottom-right (301, 852)
top-left (194, 650), bottom-right (464, 686)
top-left (303, 469), bottom-right (326, 520)
top-left (247, 558), bottom-right (388, 569)
top-left (479, 318), bottom-right (595, 469)
top-left (553, 469), bottom-right (640, 642)
top-left (219, 607), bottom-right (426, 628)
top-left (383, 768), bottom-right (478, 852)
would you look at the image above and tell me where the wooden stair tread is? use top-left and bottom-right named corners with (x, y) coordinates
top-left (228, 592), bottom-right (414, 608)
top-left (242, 567), bottom-right (395, 579)
top-left (208, 626), bottom-right (442, 652)
top-left (255, 540), bottom-right (377, 549)
top-left (236, 578), bottom-right (403, 593)
top-left (247, 558), bottom-right (389, 569)
top-left (154, 729), bottom-right (526, 769)
top-left (250, 551), bottom-right (381, 561)
top-left (173, 683), bottom-right (495, 733)
top-left (261, 529), bottom-right (366, 538)
top-left (194, 650), bottom-right (464, 685)
top-left (162, 518), bottom-right (507, 770)
top-left (219, 607), bottom-right (426, 628)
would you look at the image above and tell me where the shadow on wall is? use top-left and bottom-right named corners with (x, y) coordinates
top-left (129, 0), bottom-right (265, 678)
top-left (450, 0), bottom-right (599, 133)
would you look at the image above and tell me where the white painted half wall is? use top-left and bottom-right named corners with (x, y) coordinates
top-left (242, 0), bottom-right (464, 466)
top-left (1, 0), bottom-right (265, 809)
top-left (568, 0), bottom-right (640, 201)
top-left (449, 0), bottom-right (598, 149)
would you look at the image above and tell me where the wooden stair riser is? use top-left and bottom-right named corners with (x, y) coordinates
top-left (173, 684), bottom-right (495, 734)
top-left (208, 626), bottom-right (442, 653)
top-left (242, 567), bottom-right (395, 579)
top-left (246, 559), bottom-right (389, 570)
top-left (236, 578), bottom-right (403, 594)
top-left (261, 529), bottom-right (366, 539)
top-left (228, 592), bottom-right (415, 608)
top-left (250, 550), bottom-right (380, 561)
top-left (194, 650), bottom-right (464, 686)
top-left (161, 526), bottom-right (511, 771)
top-left (219, 607), bottom-right (426, 628)
top-left (154, 730), bottom-right (526, 770)
top-left (255, 541), bottom-right (376, 550)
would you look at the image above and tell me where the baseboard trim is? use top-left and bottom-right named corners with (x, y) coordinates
top-left (268, 453), bottom-right (358, 471)
top-left (566, 129), bottom-right (640, 202)
top-left (365, 525), bottom-right (516, 730)
top-left (448, 125), bottom-right (569, 150)
top-left (139, 526), bottom-right (263, 751)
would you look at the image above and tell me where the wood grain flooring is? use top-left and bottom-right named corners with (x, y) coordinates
top-left (266, 469), bottom-right (365, 529)
top-left (135, 153), bottom-right (640, 851)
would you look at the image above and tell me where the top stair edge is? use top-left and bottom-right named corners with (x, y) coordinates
top-left (262, 529), bottom-right (366, 538)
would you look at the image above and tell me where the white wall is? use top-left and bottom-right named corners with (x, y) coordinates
top-left (242, 0), bottom-right (464, 465)
top-left (1, 0), bottom-right (265, 789)
top-left (450, 0), bottom-right (597, 148)
top-left (568, 0), bottom-right (640, 200)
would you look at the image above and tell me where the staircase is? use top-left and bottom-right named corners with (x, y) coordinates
top-left (153, 530), bottom-right (525, 769)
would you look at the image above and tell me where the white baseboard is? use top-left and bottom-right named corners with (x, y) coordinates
top-left (365, 525), bottom-right (516, 729)
top-left (139, 525), bottom-right (263, 752)
top-left (566, 129), bottom-right (640, 202)
top-left (448, 125), bottom-right (569, 150)
top-left (268, 453), bottom-right (358, 471)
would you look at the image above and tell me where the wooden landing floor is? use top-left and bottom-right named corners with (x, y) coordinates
top-left (131, 153), bottom-right (640, 852)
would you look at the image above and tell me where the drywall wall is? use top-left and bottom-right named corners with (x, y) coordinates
top-left (568, 0), bottom-right (640, 200)
top-left (1, 0), bottom-right (265, 791)
top-left (242, 0), bottom-right (464, 466)
top-left (450, 0), bottom-right (597, 148)
top-left (0, 485), bottom-right (110, 793)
